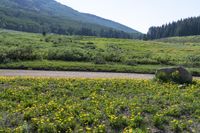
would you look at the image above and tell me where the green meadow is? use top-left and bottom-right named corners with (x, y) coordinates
top-left (0, 29), bottom-right (200, 75)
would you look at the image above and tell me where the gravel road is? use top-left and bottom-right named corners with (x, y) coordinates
top-left (0, 69), bottom-right (154, 79)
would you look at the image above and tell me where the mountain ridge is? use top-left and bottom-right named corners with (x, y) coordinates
top-left (0, 0), bottom-right (141, 38)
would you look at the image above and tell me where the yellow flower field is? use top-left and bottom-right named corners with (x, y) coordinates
top-left (0, 77), bottom-right (199, 132)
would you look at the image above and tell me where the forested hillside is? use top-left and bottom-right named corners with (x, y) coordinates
top-left (0, 0), bottom-right (141, 38)
top-left (147, 16), bottom-right (200, 39)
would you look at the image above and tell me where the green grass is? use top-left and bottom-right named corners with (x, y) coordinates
top-left (0, 77), bottom-right (199, 132)
top-left (1, 60), bottom-right (200, 76)
top-left (1, 29), bottom-right (200, 74)
top-left (0, 60), bottom-right (168, 74)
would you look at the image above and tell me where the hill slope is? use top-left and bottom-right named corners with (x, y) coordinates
top-left (0, 0), bottom-right (141, 38)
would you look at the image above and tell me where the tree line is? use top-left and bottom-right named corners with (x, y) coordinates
top-left (146, 16), bottom-right (200, 40)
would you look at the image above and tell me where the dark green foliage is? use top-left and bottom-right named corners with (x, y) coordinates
top-left (47, 48), bottom-right (91, 61)
top-left (104, 44), bottom-right (125, 62)
top-left (42, 32), bottom-right (46, 37)
top-left (0, 46), bottom-right (41, 63)
top-left (147, 16), bottom-right (200, 39)
top-left (186, 55), bottom-right (200, 67)
top-left (0, 48), bottom-right (8, 63)
top-left (7, 46), bottom-right (37, 61)
top-left (93, 53), bottom-right (106, 64)
top-left (123, 59), bottom-right (137, 66)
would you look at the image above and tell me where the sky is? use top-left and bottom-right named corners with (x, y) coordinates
top-left (56, 0), bottom-right (200, 33)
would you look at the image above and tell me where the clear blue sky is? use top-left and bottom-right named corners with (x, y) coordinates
top-left (56, 0), bottom-right (200, 33)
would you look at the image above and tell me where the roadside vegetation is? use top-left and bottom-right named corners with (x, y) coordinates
top-left (0, 77), bottom-right (199, 132)
top-left (0, 29), bottom-right (200, 75)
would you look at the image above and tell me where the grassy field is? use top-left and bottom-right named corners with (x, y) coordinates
top-left (0, 77), bottom-right (199, 132)
top-left (0, 29), bottom-right (200, 75)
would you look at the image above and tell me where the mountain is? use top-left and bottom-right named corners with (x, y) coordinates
top-left (146, 16), bottom-right (200, 40)
top-left (0, 0), bottom-right (141, 38)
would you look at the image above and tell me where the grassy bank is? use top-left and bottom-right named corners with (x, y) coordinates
top-left (0, 60), bottom-right (167, 74)
top-left (1, 60), bottom-right (200, 76)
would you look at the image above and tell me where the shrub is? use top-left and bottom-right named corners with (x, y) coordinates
top-left (185, 55), bottom-right (200, 67)
top-left (110, 116), bottom-right (129, 130)
top-left (86, 42), bottom-right (94, 45)
top-left (104, 44), bottom-right (125, 62)
top-left (48, 48), bottom-right (91, 61)
top-left (5, 46), bottom-right (40, 61)
top-left (134, 58), bottom-right (158, 65)
top-left (153, 114), bottom-right (167, 129)
top-left (155, 56), bottom-right (172, 65)
top-left (170, 119), bottom-right (187, 132)
top-left (0, 49), bottom-right (8, 63)
top-left (45, 37), bottom-right (50, 42)
top-left (93, 54), bottom-right (106, 64)
top-left (186, 55), bottom-right (200, 62)
top-left (104, 52), bottom-right (124, 62)
top-left (84, 43), bottom-right (96, 49)
top-left (123, 59), bottom-right (137, 66)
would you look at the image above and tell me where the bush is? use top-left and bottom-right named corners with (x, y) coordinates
top-left (134, 58), bottom-right (158, 65)
top-left (48, 48), bottom-right (91, 61)
top-left (154, 56), bottom-right (172, 65)
top-left (104, 44), bottom-right (125, 62)
top-left (93, 54), bottom-right (106, 64)
top-left (123, 59), bottom-right (137, 66)
top-left (170, 119), bottom-right (187, 132)
top-left (104, 52), bottom-right (124, 62)
top-left (83, 43), bottom-right (96, 49)
top-left (0, 46), bottom-right (41, 62)
top-left (186, 55), bottom-right (200, 62)
top-left (153, 114), bottom-right (167, 129)
top-left (7, 46), bottom-right (39, 61)
top-left (86, 41), bottom-right (94, 45)
top-left (185, 55), bottom-right (200, 67)
top-left (0, 49), bottom-right (8, 63)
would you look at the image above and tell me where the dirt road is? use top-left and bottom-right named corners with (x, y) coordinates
top-left (0, 69), bottom-right (154, 79)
